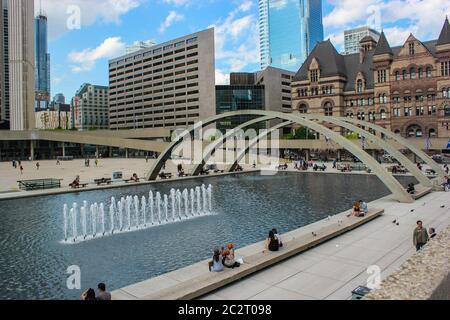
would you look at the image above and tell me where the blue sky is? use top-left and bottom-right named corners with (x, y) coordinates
top-left (39, 0), bottom-right (450, 102)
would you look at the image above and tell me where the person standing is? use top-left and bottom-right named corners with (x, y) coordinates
top-left (19, 165), bottom-right (24, 175)
top-left (95, 159), bottom-right (99, 167)
top-left (413, 220), bottom-right (429, 251)
top-left (36, 162), bottom-right (40, 171)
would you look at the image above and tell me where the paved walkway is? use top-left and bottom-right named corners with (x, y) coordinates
top-left (200, 191), bottom-right (450, 300)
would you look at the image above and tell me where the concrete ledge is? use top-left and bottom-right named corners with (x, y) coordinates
top-left (112, 208), bottom-right (384, 300)
top-left (411, 187), bottom-right (433, 200)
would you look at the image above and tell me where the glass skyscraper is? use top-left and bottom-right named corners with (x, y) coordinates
top-left (35, 13), bottom-right (50, 110)
top-left (259, 0), bottom-right (324, 72)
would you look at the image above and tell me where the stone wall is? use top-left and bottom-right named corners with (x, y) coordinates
top-left (365, 226), bottom-right (450, 300)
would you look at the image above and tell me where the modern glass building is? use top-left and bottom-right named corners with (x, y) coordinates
top-left (35, 13), bottom-right (50, 110)
top-left (259, 0), bottom-right (324, 72)
top-left (216, 85), bottom-right (265, 133)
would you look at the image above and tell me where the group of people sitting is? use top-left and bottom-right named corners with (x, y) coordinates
top-left (208, 243), bottom-right (241, 272)
top-left (347, 200), bottom-right (369, 218)
top-left (313, 164), bottom-right (327, 172)
top-left (209, 229), bottom-right (284, 272)
top-left (81, 283), bottom-right (111, 301)
top-left (177, 164), bottom-right (186, 177)
top-left (278, 163), bottom-right (289, 170)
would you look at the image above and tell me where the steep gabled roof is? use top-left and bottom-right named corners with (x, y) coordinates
top-left (293, 40), bottom-right (346, 81)
top-left (374, 31), bottom-right (393, 56)
top-left (437, 17), bottom-right (450, 46)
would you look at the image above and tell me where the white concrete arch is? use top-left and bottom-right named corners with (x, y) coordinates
top-left (226, 121), bottom-right (293, 172)
top-left (190, 116), bottom-right (273, 176)
top-left (146, 110), bottom-right (414, 203)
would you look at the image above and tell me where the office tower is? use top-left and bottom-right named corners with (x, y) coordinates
top-left (259, 0), bottom-right (324, 72)
top-left (73, 83), bottom-right (109, 130)
top-left (53, 93), bottom-right (66, 105)
top-left (35, 12), bottom-right (50, 110)
top-left (216, 66), bottom-right (295, 132)
top-left (108, 28), bottom-right (216, 130)
top-left (344, 26), bottom-right (380, 55)
top-left (9, 0), bottom-right (35, 130)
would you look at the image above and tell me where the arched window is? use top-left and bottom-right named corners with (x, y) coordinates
top-left (429, 128), bottom-right (437, 137)
top-left (426, 67), bottom-right (432, 78)
top-left (324, 102), bottom-right (333, 116)
top-left (403, 69), bottom-right (408, 80)
top-left (357, 79), bottom-right (363, 93)
top-left (445, 105), bottom-right (450, 117)
top-left (299, 103), bottom-right (308, 114)
top-left (407, 124), bottom-right (423, 137)
top-left (395, 71), bottom-right (400, 81)
top-left (380, 109), bottom-right (387, 120)
top-left (357, 112), bottom-right (365, 121)
top-left (418, 67), bottom-right (423, 79)
top-left (368, 112), bottom-right (375, 122)
top-left (410, 67), bottom-right (416, 79)
top-left (443, 88), bottom-right (448, 98)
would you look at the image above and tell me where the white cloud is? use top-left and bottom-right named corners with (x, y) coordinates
top-left (162, 0), bottom-right (192, 6)
top-left (209, 5), bottom-right (259, 75)
top-left (158, 11), bottom-right (184, 33)
top-left (36, 0), bottom-right (143, 39)
top-left (237, 0), bottom-right (253, 12)
top-left (324, 0), bottom-right (450, 52)
top-left (215, 69), bottom-right (230, 85)
top-left (68, 37), bottom-right (126, 72)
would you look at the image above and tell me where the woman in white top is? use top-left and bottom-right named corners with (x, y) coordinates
top-left (208, 248), bottom-right (224, 272)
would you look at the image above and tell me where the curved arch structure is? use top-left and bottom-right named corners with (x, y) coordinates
top-left (300, 114), bottom-right (433, 188)
top-left (191, 112), bottom-right (432, 188)
top-left (190, 116), bottom-right (273, 176)
top-left (147, 110), bottom-right (415, 203)
top-left (226, 121), bottom-right (293, 172)
top-left (339, 117), bottom-right (445, 179)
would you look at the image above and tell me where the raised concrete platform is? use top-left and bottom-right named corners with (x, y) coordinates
top-left (112, 208), bottom-right (384, 300)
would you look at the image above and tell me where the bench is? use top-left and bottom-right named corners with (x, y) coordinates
top-left (94, 178), bottom-right (112, 186)
top-left (70, 183), bottom-right (88, 189)
top-left (112, 208), bottom-right (384, 300)
top-left (18, 179), bottom-right (63, 191)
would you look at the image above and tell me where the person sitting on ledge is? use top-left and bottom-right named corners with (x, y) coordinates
top-left (320, 164), bottom-right (327, 171)
top-left (359, 200), bottom-right (369, 215)
top-left (130, 173), bottom-right (140, 182)
top-left (272, 228), bottom-right (283, 248)
top-left (70, 175), bottom-right (80, 188)
top-left (265, 230), bottom-right (280, 252)
top-left (223, 243), bottom-right (240, 269)
top-left (235, 165), bottom-right (243, 172)
top-left (428, 227), bottom-right (437, 239)
top-left (347, 201), bottom-right (363, 217)
top-left (313, 164), bottom-right (319, 171)
top-left (96, 283), bottom-right (111, 301)
top-left (81, 288), bottom-right (96, 300)
top-left (208, 248), bottom-right (224, 272)
top-left (406, 183), bottom-right (415, 194)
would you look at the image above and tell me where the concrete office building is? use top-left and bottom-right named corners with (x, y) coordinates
top-left (0, 0), bottom-right (8, 128)
top-left (73, 83), bottom-right (109, 130)
top-left (8, 0), bottom-right (35, 131)
top-left (344, 26), bottom-right (380, 55)
top-left (108, 28), bottom-right (216, 130)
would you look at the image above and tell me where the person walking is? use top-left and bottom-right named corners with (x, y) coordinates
top-left (413, 220), bottom-right (429, 251)
top-left (36, 162), bottom-right (40, 171)
top-left (19, 165), bottom-right (24, 175)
